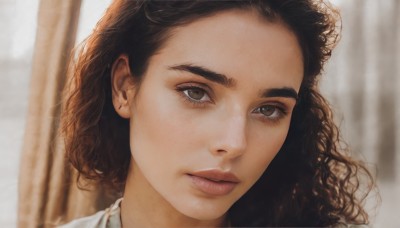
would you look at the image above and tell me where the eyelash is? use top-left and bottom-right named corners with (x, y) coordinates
top-left (252, 103), bottom-right (288, 124)
top-left (175, 84), bottom-right (213, 108)
top-left (175, 84), bottom-right (289, 123)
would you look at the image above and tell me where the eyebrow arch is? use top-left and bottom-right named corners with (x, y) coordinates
top-left (261, 87), bottom-right (298, 100)
top-left (168, 64), bottom-right (236, 88)
top-left (169, 63), bottom-right (298, 101)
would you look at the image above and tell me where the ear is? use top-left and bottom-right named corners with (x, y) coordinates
top-left (111, 55), bottom-right (135, 119)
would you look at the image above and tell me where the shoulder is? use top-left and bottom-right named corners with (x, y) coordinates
top-left (58, 210), bottom-right (107, 228)
top-left (58, 198), bottom-right (123, 228)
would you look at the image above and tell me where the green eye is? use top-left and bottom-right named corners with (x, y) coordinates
top-left (253, 104), bottom-right (287, 123)
top-left (185, 88), bottom-right (206, 101)
top-left (176, 84), bottom-right (212, 107)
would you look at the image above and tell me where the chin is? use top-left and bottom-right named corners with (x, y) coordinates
top-left (172, 196), bottom-right (234, 221)
top-left (182, 208), bottom-right (228, 221)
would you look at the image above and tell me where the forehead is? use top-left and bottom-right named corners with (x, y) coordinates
top-left (150, 8), bottom-right (304, 90)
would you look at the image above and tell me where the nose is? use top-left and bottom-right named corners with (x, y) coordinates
top-left (209, 112), bottom-right (248, 160)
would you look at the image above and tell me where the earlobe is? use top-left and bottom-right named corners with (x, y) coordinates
top-left (111, 55), bottom-right (134, 119)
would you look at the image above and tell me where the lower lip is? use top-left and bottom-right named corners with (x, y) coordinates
top-left (188, 174), bottom-right (237, 196)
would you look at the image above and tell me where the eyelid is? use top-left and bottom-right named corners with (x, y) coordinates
top-left (175, 82), bottom-right (215, 106)
top-left (174, 81), bottom-right (292, 122)
top-left (252, 101), bottom-right (290, 124)
top-left (267, 101), bottom-right (288, 111)
top-left (257, 100), bottom-right (288, 111)
top-left (176, 82), bottom-right (214, 98)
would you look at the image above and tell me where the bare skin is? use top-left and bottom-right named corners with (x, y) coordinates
top-left (112, 8), bottom-right (303, 228)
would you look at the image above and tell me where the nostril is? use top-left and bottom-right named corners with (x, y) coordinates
top-left (209, 115), bottom-right (248, 158)
top-left (211, 140), bottom-right (247, 159)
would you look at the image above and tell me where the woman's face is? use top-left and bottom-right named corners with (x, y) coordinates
top-left (119, 9), bottom-right (303, 222)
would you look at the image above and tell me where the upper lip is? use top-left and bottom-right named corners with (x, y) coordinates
top-left (189, 169), bottom-right (240, 183)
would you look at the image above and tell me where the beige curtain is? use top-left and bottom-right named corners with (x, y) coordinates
top-left (17, 0), bottom-right (399, 227)
top-left (16, 0), bottom-right (105, 227)
top-left (321, 0), bottom-right (400, 226)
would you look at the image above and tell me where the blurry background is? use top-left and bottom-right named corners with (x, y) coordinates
top-left (0, 0), bottom-right (398, 227)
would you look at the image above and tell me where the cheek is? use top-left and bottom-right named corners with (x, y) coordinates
top-left (129, 88), bottom-right (200, 167)
top-left (243, 122), bottom-right (291, 180)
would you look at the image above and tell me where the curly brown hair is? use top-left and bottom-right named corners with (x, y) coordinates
top-left (62, 0), bottom-right (375, 226)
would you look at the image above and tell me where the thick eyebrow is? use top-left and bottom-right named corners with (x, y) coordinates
top-left (168, 63), bottom-right (298, 101)
top-left (168, 64), bottom-right (236, 87)
top-left (260, 87), bottom-right (298, 100)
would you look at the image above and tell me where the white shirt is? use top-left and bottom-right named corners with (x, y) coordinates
top-left (58, 198), bottom-right (123, 228)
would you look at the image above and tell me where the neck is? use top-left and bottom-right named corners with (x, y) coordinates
top-left (121, 160), bottom-right (227, 228)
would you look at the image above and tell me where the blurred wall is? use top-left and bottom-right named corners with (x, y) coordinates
top-left (0, 0), bottom-right (398, 226)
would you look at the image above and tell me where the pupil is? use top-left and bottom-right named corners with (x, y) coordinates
top-left (188, 89), bottom-right (204, 100)
top-left (261, 106), bottom-right (275, 116)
